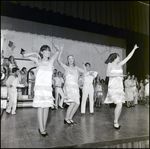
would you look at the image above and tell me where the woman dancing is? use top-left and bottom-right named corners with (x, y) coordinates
top-left (57, 44), bottom-right (86, 125)
top-left (104, 44), bottom-right (139, 129)
top-left (22, 44), bottom-right (60, 137)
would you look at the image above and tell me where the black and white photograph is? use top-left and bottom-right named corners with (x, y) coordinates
top-left (1, 1), bottom-right (149, 148)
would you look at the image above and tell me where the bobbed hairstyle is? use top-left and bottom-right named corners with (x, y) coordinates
top-left (12, 67), bottom-right (19, 73)
top-left (21, 67), bottom-right (26, 71)
top-left (105, 53), bottom-right (119, 64)
top-left (8, 55), bottom-right (15, 62)
top-left (66, 55), bottom-right (76, 66)
top-left (85, 62), bottom-right (91, 67)
top-left (39, 45), bottom-right (51, 59)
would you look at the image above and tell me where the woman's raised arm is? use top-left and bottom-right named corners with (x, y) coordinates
top-left (119, 44), bottom-right (139, 66)
top-left (57, 44), bottom-right (66, 70)
top-left (22, 51), bottom-right (41, 65)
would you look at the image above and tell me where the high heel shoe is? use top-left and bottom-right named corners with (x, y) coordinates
top-left (113, 122), bottom-right (121, 130)
top-left (38, 129), bottom-right (48, 137)
top-left (69, 119), bottom-right (77, 125)
top-left (64, 119), bottom-right (72, 125)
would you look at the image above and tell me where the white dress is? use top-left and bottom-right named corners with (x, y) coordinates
top-left (32, 61), bottom-right (55, 108)
top-left (104, 65), bottom-right (125, 104)
top-left (63, 66), bottom-right (80, 105)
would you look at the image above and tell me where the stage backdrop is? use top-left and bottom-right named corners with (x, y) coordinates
top-left (1, 16), bottom-right (126, 79)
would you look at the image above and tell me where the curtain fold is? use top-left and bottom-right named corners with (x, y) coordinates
top-left (6, 1), bottom-right (149, 35)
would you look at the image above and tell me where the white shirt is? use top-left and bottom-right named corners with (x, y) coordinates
top-left (53, 77), bottom-right (64, 87)
top-left (84, 71), bottom-right (97, 84)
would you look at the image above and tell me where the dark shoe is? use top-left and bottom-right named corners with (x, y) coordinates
top-left (64, 119), bottom-right (72, 125)
top-left (69, 119), bottom-right (77, 125)
top-left (90, 113), bottom-right (94, 115)
top-left (81, 113), bottom-right (85, 116)
top-left (38, 129), bottom-right (48, 137)
top-left (113, 122), bottom-right (121, 130)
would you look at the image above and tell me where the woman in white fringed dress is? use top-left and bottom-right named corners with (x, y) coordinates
top-left (104, 44), bottom-right (139, 130)
top-left (22, 44), bottom-right (60, 137)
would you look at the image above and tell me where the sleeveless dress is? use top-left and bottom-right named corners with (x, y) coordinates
top-left (104, 65), bottom-right (125, 104)
top-left (32, 61), bottom-right (55, 108)
top-left (63, 66), bottom-right (80, 105)
top-left (124, 79), bottom-right (134, 101)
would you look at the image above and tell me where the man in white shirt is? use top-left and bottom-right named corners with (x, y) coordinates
top-left (6, 67), bottom-right (20, 115)
top-left (81, 62), bottom-right (98, 114)
top-left (53, 71), bottom-right (65, 109)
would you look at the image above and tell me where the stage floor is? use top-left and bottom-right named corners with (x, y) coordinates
top-left (1, 103), bottom-right (149, 148)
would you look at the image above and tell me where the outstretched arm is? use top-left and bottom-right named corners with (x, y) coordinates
top-left (76, 66), bottom-right (86, 74)
top-left (22, 51), bottom-right (41, 65)
top-left (119, 44), bottom-right (139, 66)
top-left (82, 62), bottom-right (87, 71)
top-left (57, 44), bottom-right (66, 70)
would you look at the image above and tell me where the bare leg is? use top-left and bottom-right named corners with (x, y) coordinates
top-left (58, 89), bottom-right (65, 108)
top-left (114, 102), bottom-right (122, 126)
top-left (98, 96), bottom-right (101, 107)
top-left (37, 108), bottom-right (45, 133)
top-left (55, 89), bottom-right (59, 109)
top-left (65, 102), bottom-right (75, 120)
top-left (69, 103), bottom-right (79, 120)
top-left (43, 107), bottom-right (49, 131)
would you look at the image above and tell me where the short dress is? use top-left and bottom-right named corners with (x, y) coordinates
top-left (63, 66), bottom-right (80, 105)
top-left (104, 65), bottom-right (125, 104)
top-left (124, 79), bottom-right (134, 101)
top-left (95, 83), bottom-right (103, 96)
top-left (32, 61), bottom-right (55, 108)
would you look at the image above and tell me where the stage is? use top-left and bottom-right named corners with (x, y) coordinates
top-left (1, 103), bottom-right (149, 148)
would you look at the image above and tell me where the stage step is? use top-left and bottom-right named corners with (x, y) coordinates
top-left (17, 95), bottom-right (33, 108)
top-left (17, 102), bottom-right (33, 107)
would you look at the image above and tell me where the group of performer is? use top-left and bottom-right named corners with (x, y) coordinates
top-left (1, 43), bottom-right (149, 138)
top-left (22, 43), bottom-right (139, 137)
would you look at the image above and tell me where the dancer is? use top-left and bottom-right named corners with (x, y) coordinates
top-left (22, 44), bottom-right (60, 137)
top-left (94, 74), bottom-right (103, 108)
top-left (139, 79), bottom-right (145, 105)
top-left (57, 44), bottom-right (86, 125)
top-left (104, 44), bottom-right (139, 129)
top-left (6, 67), bottom-right (20, 115)
top-left (80, 62), bottom-right (97, 114)
top-left (130, 75), bottom-right (136, 107)
top-left (124, 75), bottom-right (133, 107)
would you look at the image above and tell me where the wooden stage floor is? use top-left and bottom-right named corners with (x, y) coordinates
top-left (1, 103), bottom-right (149, 148)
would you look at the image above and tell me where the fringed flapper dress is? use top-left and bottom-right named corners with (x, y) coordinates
top-left (104, 65), bottom-right (125, 104)
top-left (32, 61), bottom-right (55, 108)
top-left (63, 66), bottom-right (80, 105)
